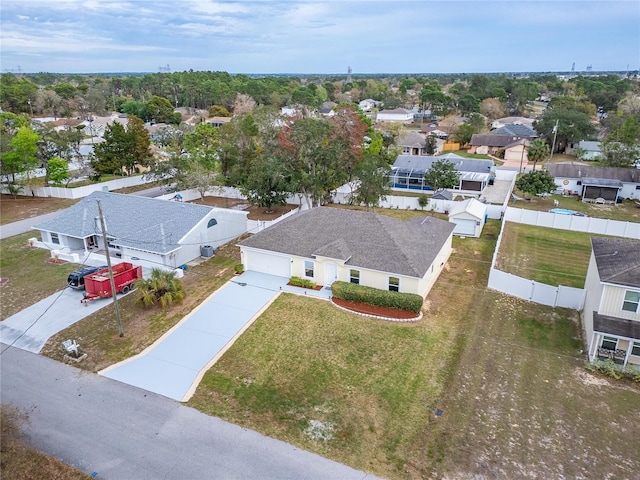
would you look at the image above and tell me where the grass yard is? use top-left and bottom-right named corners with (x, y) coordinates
top-left (0, 195), bottom-right (77, 225)
top-left (511, 190), bottom-right (640, 223)
top-left (0, 233), bottom-right (81, 320)
top-left (495, 222), bottom-right (596, 288)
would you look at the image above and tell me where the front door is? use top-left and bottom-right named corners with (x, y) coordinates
top-left (324, 262), bottom-right (338, 287)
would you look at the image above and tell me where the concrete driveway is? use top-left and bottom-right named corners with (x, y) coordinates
top-left (101, 271), bottom-right (330, 402)
top-left (0, 287), bottom-right (118, 353)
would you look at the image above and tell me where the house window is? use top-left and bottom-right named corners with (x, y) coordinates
top-left (304, 260), bottom-right (314, 278)
top-left (350, 269), bottom-right (360, 285)
top-left (632, 342), bottom-right (640, 356)
top-left (601, 336), bottom-right (618, 351)
top-left (388, 276), bottom-right (399, 292)
top-left (51, 233), bottom-right (60, 245)
top-left (207, 218), bottom-right (217, 228)
top-left (622, 290), bottom-right (640, 313)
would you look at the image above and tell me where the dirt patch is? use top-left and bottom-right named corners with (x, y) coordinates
top-left (0, 195), bottom-right (78, 225)
top-left (193, 196), bottom-right (298, 221)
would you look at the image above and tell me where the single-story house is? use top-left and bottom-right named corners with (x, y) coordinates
top-left (238, 207), bottom-right (455, 298)
top-left (565, 140), bottom-right (603, 161)
top-left (319, 101), bottom-right (337, 117)
top-left (503, 138), bottom-right (531, 163)
top-left (358, 99), bottom-right (381, 112)
top-left (547, 163), bottom-right (640, 201)
top-left (33, 191), bottom-right (248, 269)
top-left (448, 198), bottom-right (487, 237)
top-left (376, 108), bottom-right (414, 123)
top-left (208, 116), bottom-right (232, 128)
top-left (420, 126), bottom-right (449, 139)
top-left (583, 237), bottom-right (640, 368)
top-left (388, 153), bottom-right (494, 193)
top-left (490, 117), bottom-right (535, 130)
top-left (469, 124), bottom-right (537, 155)
top-left (397, 131), bottom-right (427, 156)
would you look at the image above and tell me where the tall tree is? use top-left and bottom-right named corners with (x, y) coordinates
top-left (526, 138), bottom-right (550, 169)
top-left (601, 116), bottom-right (640, 167)
top-left (34, 123), bottom-right (83, 185)
top-left (423, 160), bottom-right (460, 191)
top-left (93, 115), bottom-right (151, 176)
top-left (240, 154), bottom-right (292, 212)
top-left (1, 125), bottom-right (40, 184)
top-left (351, 153), bottom-right (391, 210)
top-left (516, 170), bottom-right (557, 198)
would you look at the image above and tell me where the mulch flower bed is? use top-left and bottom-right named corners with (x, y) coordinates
top-left (287, 282), bottom-right (323, 291)
top-left (331, 297), bottom-right (420, 320)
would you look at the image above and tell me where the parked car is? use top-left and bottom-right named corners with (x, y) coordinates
top-left (67, 265), bottom-right (107, 290)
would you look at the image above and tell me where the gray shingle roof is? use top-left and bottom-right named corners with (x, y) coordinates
top-left (392, 154), bottom-right (493, 175)
top-left (238, 207), bottom-right (455, 278)
top-left (470, 134), bottom-right (526, 147)
top-left (490, 124), bottom-right (537, 137)
top-left (33, 191), bottom-right (215, 254)
top-left (547, 164), bottom-right (640, 183)
top-left (591, 237), bottom-right (640, 288)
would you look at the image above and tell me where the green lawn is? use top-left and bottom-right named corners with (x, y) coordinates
top-left (0, 233), bottom-right (81, 320)
top-left (496, 222), bottom-right (595, 288)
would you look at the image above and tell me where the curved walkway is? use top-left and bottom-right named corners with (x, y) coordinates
top-left (100, 271), bottom-right (331, 401)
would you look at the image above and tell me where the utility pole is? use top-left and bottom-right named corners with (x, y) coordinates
top-left (97, 200), bottom-right (124, 337)
top-left (548, 119), bottom-right (559, 165)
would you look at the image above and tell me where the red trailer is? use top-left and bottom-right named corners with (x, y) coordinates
top-left (81, 262), bottom-right (142, 303)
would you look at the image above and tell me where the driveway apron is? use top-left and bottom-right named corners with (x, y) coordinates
top-left (100, 272), bottom-right (311, 401)
top-left (0, 288), bottom-right (113, 353)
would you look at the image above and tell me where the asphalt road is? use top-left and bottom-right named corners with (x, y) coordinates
top-left (1, 345), bottom-right (382, 480)
top-left (0, 210), bottom-right (62, 239)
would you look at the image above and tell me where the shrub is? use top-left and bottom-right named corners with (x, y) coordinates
top-left (289, 276), bottom-right (317, 289)
top-left (331, 281), bottom-right (423, 313)
top-left (584, 359), bottom-right (640, 383)
top-left (234, 263), bottom-right (244, 274)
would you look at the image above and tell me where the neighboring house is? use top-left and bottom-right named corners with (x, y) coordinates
top-left (420, 125), bottom-right (449, 139)
top-left (238, 206), bottom-right (455, 298)
top-left (565, 140), bottom-right (603, 161)
top-left (397, 131), bottom-right (427, 156)
top-left (376, 108), bottom-right (414, 123)
top-left (319, 101), bottom-right (337, 117)
top-left (469, 124), bottom-right (537, 155)
top-left (448, 198), bottom-right (487, 237)
top-left (208, 116), bottom-right (232, 128)
top-left (547, 163), bottom-right (640, 201)
top-left (359, 99), bottom-right (380, 112)
top-left (490, 117), bottom-right (535, 130)
top-left (583, 237), bottom-right (640, 369)
top-left (33, 191), bottom-right (248, 269)
top-left (389, 153), bottom-right (494, 193)
top-left (503, 138), bottom-right (531, 163)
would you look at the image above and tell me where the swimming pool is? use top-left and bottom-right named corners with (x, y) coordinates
top-left (549, 208), bottom-right (587, 216)
top-left (549, 208), bottom-right (575, 215)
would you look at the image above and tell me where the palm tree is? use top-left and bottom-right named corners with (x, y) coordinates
top-left (135, 269), bottom-right (186, 308)
top-left (527, 138), bottom-right (550, 170)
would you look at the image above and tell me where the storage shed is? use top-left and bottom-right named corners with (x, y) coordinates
top-left (448, 198), bottom-right (487, 237)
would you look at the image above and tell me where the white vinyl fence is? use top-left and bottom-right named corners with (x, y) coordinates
top-left (5, 175), bottom-right (152, 199)
top-left (504, 207), bottom-right (640, 239)
top-left (488, 206), bottom-right (640, 310)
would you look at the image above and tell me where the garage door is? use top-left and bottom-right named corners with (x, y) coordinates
top-left (453, 219), bottom-right (476, 236)
top-left (246, 251), bottom-right (291, 278)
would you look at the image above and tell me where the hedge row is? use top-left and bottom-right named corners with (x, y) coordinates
top-left (331, 281), bottom-right (423, 313)
top-left (585, 359), bottom-right (640, 383)
top-left (289, 276), bottom-right (317, 289)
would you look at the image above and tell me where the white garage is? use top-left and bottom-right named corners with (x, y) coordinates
top-left (242, 249), bottom-right (291, 278)
top-left (448, 198), bottom-right (487, 238)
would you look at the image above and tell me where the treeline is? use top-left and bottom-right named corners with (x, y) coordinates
top-left (1, 70), bottom-right (635, 120)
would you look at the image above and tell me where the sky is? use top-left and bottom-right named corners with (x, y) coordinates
top-left (1, 0), bottom-right (638, 75)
